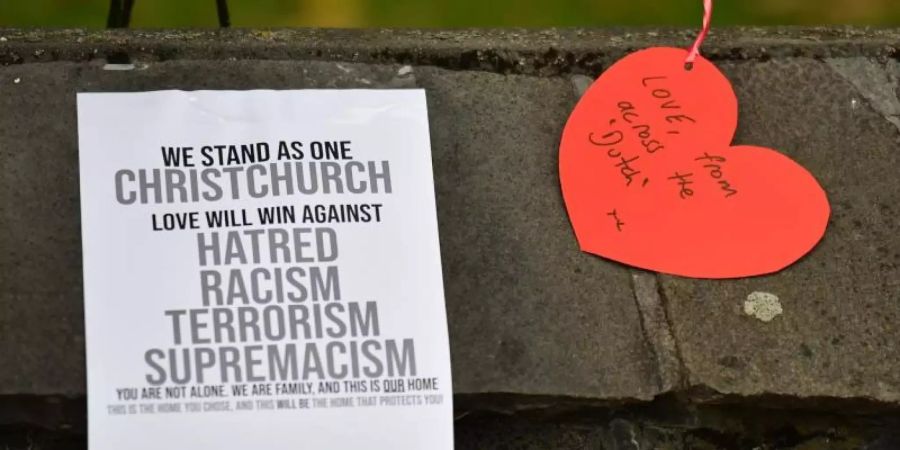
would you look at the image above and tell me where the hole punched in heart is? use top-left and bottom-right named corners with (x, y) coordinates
top-left (558, 46), bottom-right (830, 278)
top-left (684, 0), bottom-right (713, 71)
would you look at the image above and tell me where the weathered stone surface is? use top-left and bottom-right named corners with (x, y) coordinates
top-left (660, 57), bottom-right (900, 404)
top-left (827, 58), bottom-right (900, 133)
top-left (1, 27), bottom-right (899, 76)
top-left (0, 58), bottom-right (660, 402)
top-left (417, 66), bottom-right (658, 399)
top-left (1, 29), bottom-right (900, 432)
top-left (4, 399), bottom-right (900, 449)
top-left (0, 63), bottom-right (84, 397)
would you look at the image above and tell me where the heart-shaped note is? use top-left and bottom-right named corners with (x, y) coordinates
top-left (559, 47), bottom-right (830, 278)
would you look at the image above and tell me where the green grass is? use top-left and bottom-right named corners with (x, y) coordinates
top-left (2, 0), bottom-right (899, 28)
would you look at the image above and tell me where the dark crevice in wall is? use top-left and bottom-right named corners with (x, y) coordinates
top-left (2, 393), bottom-right (900, 449)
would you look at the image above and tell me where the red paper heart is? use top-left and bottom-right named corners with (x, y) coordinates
top-left (559, 47), bottom-right (830, 278)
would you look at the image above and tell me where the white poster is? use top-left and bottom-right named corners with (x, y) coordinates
top-left (77, 90), bottom-right (453, 450)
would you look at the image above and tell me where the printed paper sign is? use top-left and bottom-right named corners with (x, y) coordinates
top-left (77, 90), bottom-right (453, 450)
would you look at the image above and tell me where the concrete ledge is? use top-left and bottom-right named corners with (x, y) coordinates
top-left (1, 28), bottom-right (900, 432)
top-left (1, 27), bottom-right (899, 75)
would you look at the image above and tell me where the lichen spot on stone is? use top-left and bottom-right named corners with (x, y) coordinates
top-left (744, 291), bottom-right (783, 322)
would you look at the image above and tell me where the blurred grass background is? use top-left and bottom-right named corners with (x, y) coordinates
top-left (2, 0), bottom-right (899, 28)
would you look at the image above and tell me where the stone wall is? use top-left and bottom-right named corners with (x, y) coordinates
top-left (1, 28), bottom-right (899, 448)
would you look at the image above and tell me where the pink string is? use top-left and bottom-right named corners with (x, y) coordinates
top-left (685, 0), bottom-right (713, 67)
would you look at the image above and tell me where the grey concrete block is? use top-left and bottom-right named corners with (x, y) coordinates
top-left (660, 57), bottom-right (900, 404)
top-left (417, 67), bottom-right (659, 399)
top-left (0, 58), bottom-right (661, 402)
top-left (1, 29), bottom-right (900, 425)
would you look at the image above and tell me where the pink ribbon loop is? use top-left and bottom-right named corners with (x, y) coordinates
top-left (685, 0), bottom-right (713, 67)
